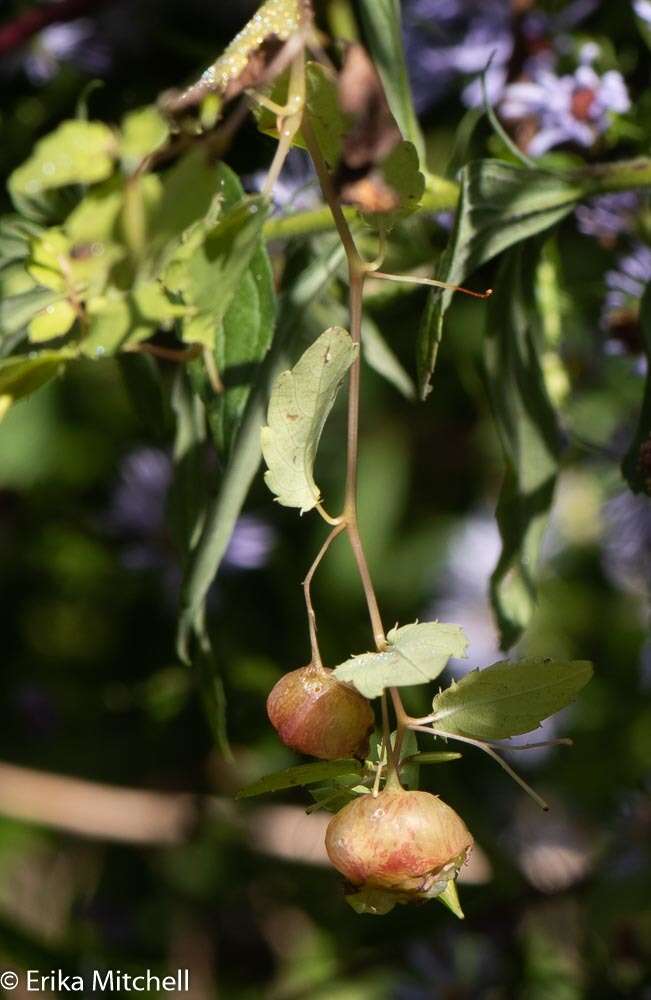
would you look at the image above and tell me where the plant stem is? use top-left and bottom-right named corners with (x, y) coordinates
top-left (303, 523), bottom-right (346, 667)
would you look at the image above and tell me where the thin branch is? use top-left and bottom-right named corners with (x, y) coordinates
top-left (303, 522), bottom-right (346, 666)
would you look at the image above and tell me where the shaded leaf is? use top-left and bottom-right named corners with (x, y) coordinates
top-left (0, 216), bottom-right (42, 270)
top-left (120, 106), bottom-right (169, 173)
top-left (0, 349), bottom-right (76, 411)
top-left (357, 0), bottom-right (426, 165)
top-left (261, 326), bottom-right (357, 512)
top-left (0, 287), bottom-right (61, 337)
top-left (237, 758), bottom-right (362, 799)
top-left (430, 657), bottom-right (593, 740)
top-left (622, 282), bottom-right (651, 494)
top-left (190, 165), bottom-right (277, 457)
top-left (483, 245), bottom-right (563, 648)
top-left (417, 160), bottom-right (584, 399)
top-left (334, 622), bottom-right (469, 699)
top-left (177, 240), bottom-right (346, 663)
top-left (164, 186), bottom-right (268, 348)
top-left (362, 315), bottom-right (416, 399)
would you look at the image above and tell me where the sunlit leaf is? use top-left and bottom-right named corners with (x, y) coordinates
top-left (9, 121), bottom-right (118, 219)
top-left (237, 758), bottom-right (363, 799)
top-left (28, 300), bottom-right (77, 342)
top-left (0, 349), bottom-right (76, 413)
top-left (0, 287), bottom-right (61, 338)
top-left (333, 622), bottom-right (469, 699)
top-left (120, 106), bottom-right (169, 173)
top-left (261, 326), bottom-right (357, 512)
top-left (430, 657), bottom-right (593, 740)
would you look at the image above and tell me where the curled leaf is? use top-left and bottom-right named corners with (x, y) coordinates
top-left (261, 326), bottom-right (357, 512)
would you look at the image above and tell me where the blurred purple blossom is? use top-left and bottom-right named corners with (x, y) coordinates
top-left (499, 47), bottom-right (630, 156)
top-left (633, 0), bottom-right (651, 25)
top-left (19, 19), bottom-right (110, 84)
top-left (106, 447), bottom-right (275, 585)
top-left (576, 192), bottom-right (641, 242)
top-left (603, 241), bottom-right (651, 327)
top-left (402, 0), bottom-right (513, 112)
top-left (602, 491), bottom-right (651, 594)
top-left (245, 150), bottom-right (319, 216)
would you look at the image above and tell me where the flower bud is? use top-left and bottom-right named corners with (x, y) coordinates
top-left (325, 787), bottom-right (473, 914)
top-left (267, 663), bottom-right (375, 760)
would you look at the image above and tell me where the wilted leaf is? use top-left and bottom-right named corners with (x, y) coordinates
top-left (430, 657), bottom-right (593, 740)
top-left (236, 758), bottom-right (362, 799)
top-left (261, 326), bottom-right (357, 512)
top-left (417, 159), bottom-right (584, 398)
top-left (483, 245), bottom-right (563, 648)
top-left (333, 622), bottom-right (469, 699)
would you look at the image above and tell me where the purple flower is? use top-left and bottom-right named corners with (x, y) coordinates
top-left (576, 192), bottom-right (641, 242)
top-left (633, 0), bottom-right (651, 25)
top-left (245, 150), bottom-right (319, 215)
top-left (602, 491), bottom-right (651, 594)
top-left (499, 47), bottom-right (630, 156)
top-left (604, 242), bottom-right (651, 316)
top-left (22, 19), bottom-right (110, 84)
top-left (224, 515), bottom-right (275, 570)
top-left (402, 0), bottom-right (513, 112)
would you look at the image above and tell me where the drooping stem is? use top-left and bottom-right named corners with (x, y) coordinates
top-left (410, 725), bottom-right (550, 811)
top-left (303, 522), bottom-right (346, 667)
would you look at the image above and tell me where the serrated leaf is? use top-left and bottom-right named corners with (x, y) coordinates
top-left (622, 282), bottom-right (651, 494)
top-left (9, 121), bottom-right (117, 219)
top-left (189, 165), bottom-right (276, 457)
top-left (357, 0), bottom-right (426, 166)
top-left (362, 140), bottom-right (425, 230)
top-left (164, 185), bottom-right (268, 349)
top-left (430, 658), bottom-right (593, 740)
top-left (483, 244), bottom-right (563, 648)
top-left (333, 622), bottom-right (469, 699)
top-left (261, 326), bottom-right (357, 512)
top-left (237, 758), bottom-right (362, 800)
top-left (417, 160), bottom-right (584, 399)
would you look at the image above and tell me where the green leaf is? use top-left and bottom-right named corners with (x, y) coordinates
top-left (236, 759), bottom-right (363, 799)
top-left (0, 216), bottom-right (42, 270)
top-left (9, 121), bottom-right (118, 219)
top-left (362, 318), bottom-right (416, 397)
top-left (0, 287), bottom-right (61, 337)
top-left (303, 62), bottom-right (348, 170)
top-left (168, 369), bottom-right (208, 557)
top-left (357, 0), bottom-right (426, 165)
top-left (27, 228), bottom-right (69, 291)
top-left (622, 282), bottom-right (651, 494)
top-left (120, 106), bottom-right (169, 174)
top-left (417, 160), bottom-right (584, 399)
top-left (176, 239), bottom-right (346, 664)
top-left (28, 300), bottom-right (76, 342)
top-left (82, 282), bottom-right (186, 357)
top-left (147, 149), bottom-right (225, 266)
top-left (0, 349), bottom-right (76, 411)
top-left (430, 658), bottom-right (594, 740)
top-left (190, 165), bottom-right (277, 457)
top-left (164, 186), bottom-right (268, 348)
top-left (405, 751), bottom-right (462, 765)
top-left (483, 245), bottom-right (563, 649)
top-left (362, 140), bottom-right (425, 230)
top-left (333, 622), bottom-right (469, 699)
top-left (261, 326), bottom-right (357, 512)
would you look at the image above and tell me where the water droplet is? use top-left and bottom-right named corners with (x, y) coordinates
top-left (94, 346), bottom-right (107, 358)
top-left (42, 161), bottom-right (56, 177)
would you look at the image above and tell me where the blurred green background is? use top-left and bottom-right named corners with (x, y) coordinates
top-left (0, 1), bottom-right (650, 997)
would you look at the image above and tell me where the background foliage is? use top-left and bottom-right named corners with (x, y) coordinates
top-left (0, 0), bottom-right (650, 997)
